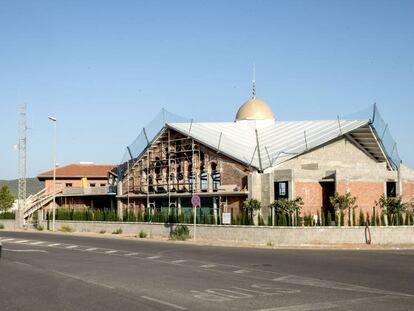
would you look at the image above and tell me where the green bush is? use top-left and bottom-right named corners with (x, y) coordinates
top-left (327, 212), bottom-right (332, 226)
top-left (36, 224), bottom-right (44, 231)
top-left (0, 211), bottom-right (15, 219)
top-left (112, 228), bottom-right (123, 234)
top-left (170, 224), bottom-right (190, 240)
top-left (358, 210), bottom-right (365, 226)
top-left (320, 209), bottom-right (325, 226)
top-left (0, 223), bottom-right (4, 229)
top-left (138, 230), bottom-right (147, 238)
top-left (99, 229), bottom-right (106, 234)
top-left (60, 225), bottom-right (74, 232)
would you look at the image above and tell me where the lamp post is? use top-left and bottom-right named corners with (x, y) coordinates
top-left (48, 116), bottom-right (57, 231)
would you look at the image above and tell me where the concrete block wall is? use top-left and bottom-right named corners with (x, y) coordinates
top-left (40, 220), bottom-right (414, 246)
top-left (0, 220), bottom-right (17, 230)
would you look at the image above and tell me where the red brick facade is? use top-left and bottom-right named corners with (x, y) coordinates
top-left (295, 182), bottom-right (323, 215)
top-left (336, 182), bottom-right (384, 214)
top-left (402, 182), bottom-right (414, 203)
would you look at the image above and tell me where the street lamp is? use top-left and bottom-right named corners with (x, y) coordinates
top-left (48, 116), bottom-right (57, 231)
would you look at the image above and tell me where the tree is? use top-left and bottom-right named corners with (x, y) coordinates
top-left (270, 197), bottom-right (304, 226)
top-left (242, 198), bottom-right (261, 225)
top-left (0, 185), bottom-right (15, 213)
top-left (377, 195), bottom-right (410, 225)
top-left (330, 192), bottom-right (357, 226)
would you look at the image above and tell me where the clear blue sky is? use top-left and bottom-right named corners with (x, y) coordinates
top-left (1, 0), bottom-right (413, 180)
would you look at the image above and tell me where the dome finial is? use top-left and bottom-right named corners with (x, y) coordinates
top-left (252, 63), bottom-right (256, 99)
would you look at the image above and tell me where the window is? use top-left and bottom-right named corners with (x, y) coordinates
top-left (100, 183), bottom-right (106, 187)
top-left (386, 181), bottom-right (397, 197)
top-left (65, 183), bottom-right (72, 187)
top-left (274, 181), bottom-right (289, 199)
top-left (90, 183), bottom-right (96, 187)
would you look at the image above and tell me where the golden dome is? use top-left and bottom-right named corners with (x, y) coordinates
top-left (235, 98), bottom-right (275, 121)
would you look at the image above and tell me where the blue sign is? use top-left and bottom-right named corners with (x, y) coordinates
top-left (191, 195), bottom-right (201, 207)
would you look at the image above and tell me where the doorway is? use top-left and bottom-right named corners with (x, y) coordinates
top-left (320, 181), bottom-right (335, 224)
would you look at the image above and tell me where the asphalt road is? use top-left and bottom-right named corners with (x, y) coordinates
top-left (0, 231), bottom-right (413, 311)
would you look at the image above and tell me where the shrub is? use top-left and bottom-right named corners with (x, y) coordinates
top-left (330, 192), bottom-right (358, 226)
top-left (375, 213), bottom-right (380, 226)
top-left (0, 223), bottom-right (4, 229)
top-left (138, 230), bottom-right (147, 238)
top-left (99, 229), bottom-right (106, 234)
top-left (170, 225), bottom-right (190, 241)
top-left (352, 208), bottom-right (356, 226)
top-left (60, 225), bottom-right (74, 232)
top-left (327, 212), bottom-right (332, 226)
top-left (358, 210), bottom-right (365, 226)
top-left (36, 225), bottom-right (44, 231)
top-left (112, 228), bottom-right (123, 234)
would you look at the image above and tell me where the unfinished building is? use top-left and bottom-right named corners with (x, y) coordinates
top-left (114, 90), bottom-right (414, 225)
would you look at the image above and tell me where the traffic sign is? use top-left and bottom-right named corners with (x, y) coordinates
top-left (191, 194), bottom-right (201, 207)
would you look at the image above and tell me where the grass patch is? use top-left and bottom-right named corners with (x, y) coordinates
top-left (0, 223), bottom-right (4, 229)
top-left (59, 225), bottom-right (74, 233)
top-left (170, 225), bottom-right (190, 241)
top-left (138, 230), bottom-right (147, 238)
top-left (36, 224), bottom-right (44, 231)
top-left (112, 228), bottom-right (123, 234)
top-left (267, 241), bottom-right (273, 247)
top-left (99, 229), bottom-right (106, 234)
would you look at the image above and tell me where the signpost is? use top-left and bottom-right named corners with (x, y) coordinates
top-left (191, 194), bottom-right (201, 240)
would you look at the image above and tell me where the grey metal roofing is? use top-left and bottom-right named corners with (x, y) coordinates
top-left (168, 119), bottom-right (370, 170)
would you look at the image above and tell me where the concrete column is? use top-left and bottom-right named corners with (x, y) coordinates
top-left (117, 200), bottom-right (124, 220)
top-left (178, 197), bottom-right (182, 215)
top-left (213, 196), bottom-right (218, 224)
top-left (37, 209), bottom-right (44, 223)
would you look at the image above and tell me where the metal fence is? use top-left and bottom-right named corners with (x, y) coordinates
top-left (342, 104), bottom-right (401, 169)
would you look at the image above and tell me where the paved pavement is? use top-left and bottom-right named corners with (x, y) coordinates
top-left (0, 231), bottom-right (413, 310)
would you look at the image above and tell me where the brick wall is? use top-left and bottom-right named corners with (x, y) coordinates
top-left (221, 162), bottom-right (249, 190)
top-left (336, 181), bottom-right (384, 214)
top-left (295, 182), bottom-right (323, 215)
top-left (402, 182), bottom-right (414, 203)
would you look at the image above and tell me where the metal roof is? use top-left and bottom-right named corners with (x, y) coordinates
top-left (168, 119), bottom-right (370, 170)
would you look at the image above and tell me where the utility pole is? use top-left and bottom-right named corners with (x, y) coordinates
top-left (48, 116), bottom-right (57, 231)
top-left (17, 104), bottom-right (27, 228)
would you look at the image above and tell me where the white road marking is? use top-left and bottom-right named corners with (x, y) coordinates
top-left (124, 252), bottom-right (139, 256)
top-left (255, 295), bottom-right (407, 311)
top-left (1, 238), bottom-right (15, 242)
top-left (53, 271), bottom-right (114, 289)
top-left (30, 241), bottom-right (44, 245)
top-left (141, 295), bottom-right (187, 310)
top-left (4, 248), bottom-right (48, 253)
top-left (105, 250), bottom-right (117, 254)
top-left (171, 259), bottom-right (187, 264)
top-left (66, 245), bottom-right (78, 249)
top-left (200, 264), bottom-right (216, 268)
top-left (147, 256), bottom-right (161, 259)
top-left (234, 269), bottom-right (250, 274)
top-left (85, 248), bottom-right (97, 251)
top-left (15, 240), bottom-right (30, 243)
top-left (47, 243), bottom-right (61, 247)
top-left (272, 275), bottom-right (413, 297)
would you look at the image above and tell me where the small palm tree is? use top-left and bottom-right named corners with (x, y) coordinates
top-left (330, 192), bottom-right (357, 226)
top-left (242, 198), bottom-right (261, 225)
top-left (377, 195), bottom-right (409, 225)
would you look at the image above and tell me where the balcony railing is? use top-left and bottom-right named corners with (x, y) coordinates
top-left (62, 186), bottom-right (114, 196)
